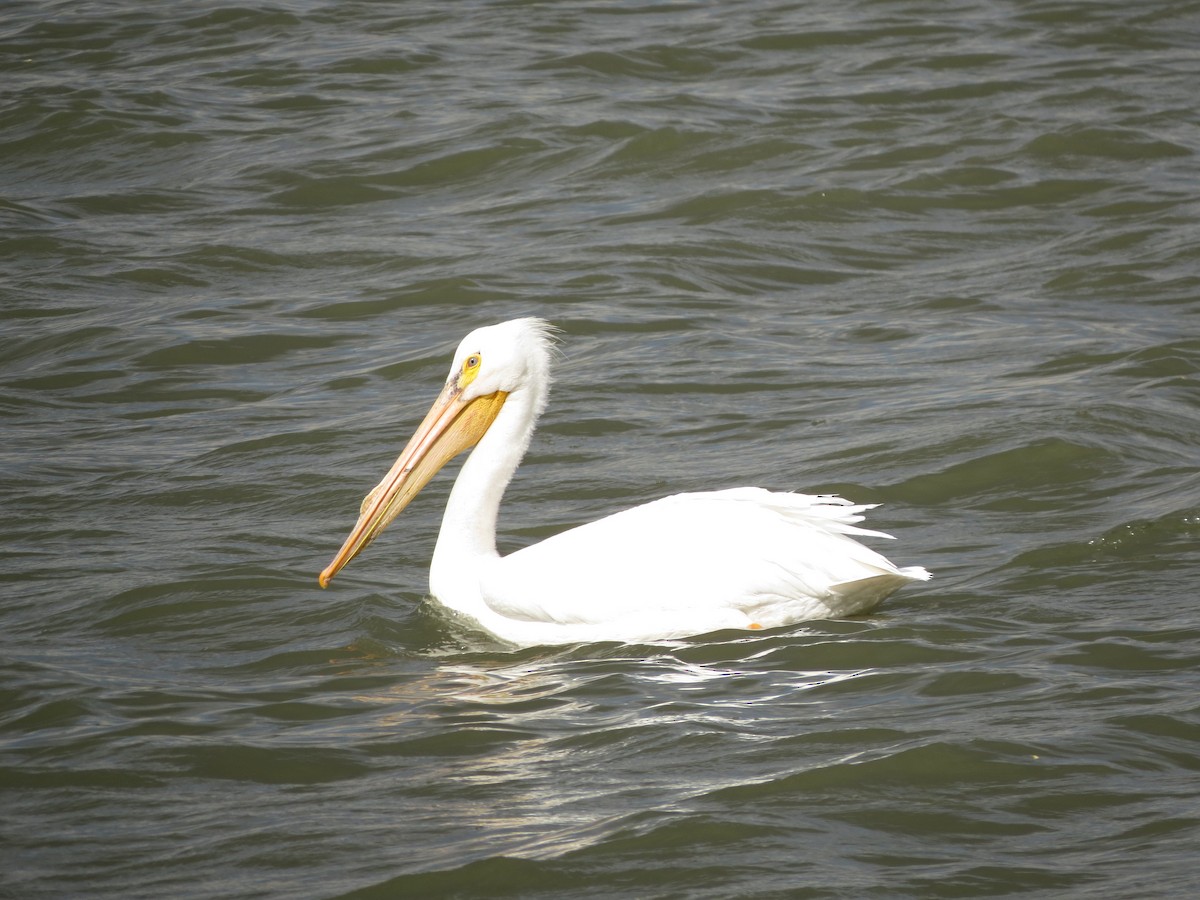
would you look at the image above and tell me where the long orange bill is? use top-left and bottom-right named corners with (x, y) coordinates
top-left (318, 383), bottom-right (508, 587)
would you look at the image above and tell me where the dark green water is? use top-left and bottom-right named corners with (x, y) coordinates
top-left (3, 1), bottom-right (1199, 897)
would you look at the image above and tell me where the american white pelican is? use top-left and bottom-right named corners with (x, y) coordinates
top-left (320, 318), bottom-right (929, 646)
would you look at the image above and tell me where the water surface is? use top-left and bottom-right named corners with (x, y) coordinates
top-left (2, 1), bottom-right (1199, 897)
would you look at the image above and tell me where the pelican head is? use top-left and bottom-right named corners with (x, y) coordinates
top-left (319, 318), bottom-right (556, 587)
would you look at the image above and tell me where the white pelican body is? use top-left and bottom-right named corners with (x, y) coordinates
top-left (320, 318), bottom-right (929, 646)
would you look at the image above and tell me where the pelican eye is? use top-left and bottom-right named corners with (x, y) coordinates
top-left (459, 352), bottom-right (483, 386)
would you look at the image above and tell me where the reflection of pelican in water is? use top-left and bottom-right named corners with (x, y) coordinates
top-left (320, 318), bottom-right (929, 646)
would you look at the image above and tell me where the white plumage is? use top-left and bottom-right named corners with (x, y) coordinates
top-left (320, 318), bottom-right (929, 646)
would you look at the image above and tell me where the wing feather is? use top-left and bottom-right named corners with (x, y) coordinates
top-left (480, 488), bottom-right (926, 629)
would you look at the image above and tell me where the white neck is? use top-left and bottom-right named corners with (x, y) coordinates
top-left (428, 383), bottom-right (543, 618)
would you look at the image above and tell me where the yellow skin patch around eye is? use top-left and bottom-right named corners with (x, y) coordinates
top-left (459, 353), bottom-right (482, 388)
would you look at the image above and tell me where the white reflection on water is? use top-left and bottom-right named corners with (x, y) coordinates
top-left (332, 648), bottom-right (878, 862)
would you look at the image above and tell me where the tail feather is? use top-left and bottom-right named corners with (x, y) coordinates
top-left (828, 565), bottom-right (931, 616)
